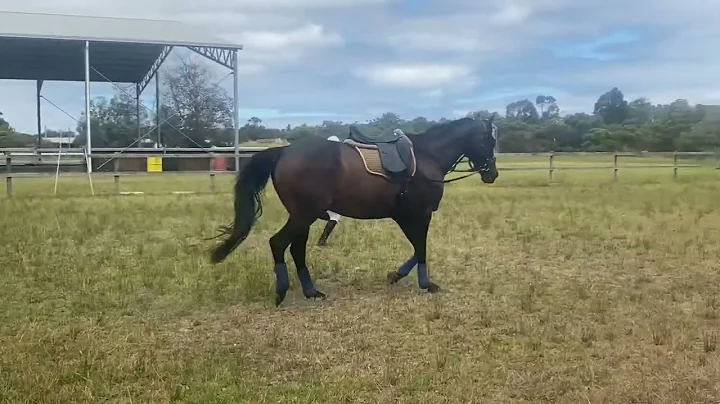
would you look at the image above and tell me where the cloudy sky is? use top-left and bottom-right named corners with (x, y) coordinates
top-left (1, 0), bottom-right (719, 134)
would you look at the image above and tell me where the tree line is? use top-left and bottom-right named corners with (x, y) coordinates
top-left (1, 56), bottom-right (719, 152)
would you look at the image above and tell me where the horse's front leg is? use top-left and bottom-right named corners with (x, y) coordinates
top-left (387, 256), bottom-right (418, 284)
top-left (392, 213), bottom-right (441, 293)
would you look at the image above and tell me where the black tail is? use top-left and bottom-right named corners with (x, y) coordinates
top-left (209, 146), bottom-right (285, 264)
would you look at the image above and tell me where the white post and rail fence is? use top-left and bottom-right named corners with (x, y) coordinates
top-left (1, 147), bottom-right (719, 198)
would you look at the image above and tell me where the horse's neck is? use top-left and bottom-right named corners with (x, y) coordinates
top-left (408, 133), bottom-right (465, 173)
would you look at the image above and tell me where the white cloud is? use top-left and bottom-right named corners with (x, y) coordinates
top-left (228, 24), bottom-right (343, 64)
top-left (379, 3), bottom-right (545, 54)
top-left (0, 0), bottom-right (391, 14)
top-left (420, 89), bottom-right (443, 98)
top-left (354, 64), bottom-right (476, 90)
top-left (490, 3), bottom-right (534, 25)
top-left (375, 6), bottom-right (584, 62)
top-left (240, 108), bottom-right (352, 119)
top-left (2, 0), bottom-right (720, 134)
top-left (386, 32), bottom-right (488, 53)
top-left (175, 0), bottom-right (391, 10)
top-left (236, 25), bottom-right (343, 51)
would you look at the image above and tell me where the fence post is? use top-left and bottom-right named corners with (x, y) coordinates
top-left (5, 155), bottom-right (11, 198)
top-left (548, 153), bottom-right (554, 182)
top-left (673, 153), bottom-right (678, 180)
top-left (209, 154), bottom-right (216, 194)
top-left (113, 158), bottom-right (120, 194)
top-left (613, 154), bottom-right (619, 182)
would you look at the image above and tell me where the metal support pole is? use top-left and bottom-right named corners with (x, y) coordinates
top-left (84, 41), bottom-right (92, 174)
top-left (114, 159), bottom-right (120, 194)
top-left (135, 83), bottom-right (141, 147)
top-left (155, 71), bottom-right (161, 148)
top-left (233, 49), bottom-right (240, 171)
top-left (36, 80), bottom-right (43, 149)
top-left (209, 153), bottom-right (216, 194)
top-left (613, 154), bottom-right (619, 181)
top-left (548, 153), bottom-right (554, 182)
top-left (5, 155), bottom-right (12, 198)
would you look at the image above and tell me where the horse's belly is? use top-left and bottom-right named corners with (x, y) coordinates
top-left (330, 172), bottom-right (400, 219)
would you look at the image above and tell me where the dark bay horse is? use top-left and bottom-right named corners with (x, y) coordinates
top-left (208, 115), bottom-right (499, 306)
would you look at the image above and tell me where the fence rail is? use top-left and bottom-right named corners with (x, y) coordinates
top-left (1, 148), bottom-right (719, 198)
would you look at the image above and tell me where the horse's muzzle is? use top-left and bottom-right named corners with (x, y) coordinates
top-left (480, 170), bottom-right (498, 183)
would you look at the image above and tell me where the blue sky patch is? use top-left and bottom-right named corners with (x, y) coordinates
top-left (551, 30), bottom-right (641, 61)
top-left (0, 3), bottom-right (715, 132)
top-left (394, 0), bottom-right (433, 14)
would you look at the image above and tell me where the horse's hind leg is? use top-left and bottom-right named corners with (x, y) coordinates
top-left (290, 218), bottom-right (326, 300)
top-left (270, 218), bottom-right (298, 306)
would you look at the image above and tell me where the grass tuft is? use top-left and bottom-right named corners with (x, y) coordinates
top-left (2, 166), bottom-right (720, 402)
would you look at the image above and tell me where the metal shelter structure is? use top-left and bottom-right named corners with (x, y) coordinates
top-left (0, 11), bottom-right (243, 172)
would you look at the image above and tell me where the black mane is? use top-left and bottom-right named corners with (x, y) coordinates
top-left (405, 117), bottom-right (476, 138)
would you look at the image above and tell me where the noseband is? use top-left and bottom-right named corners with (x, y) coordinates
top-left (431, 155), bottom-right (493, 184)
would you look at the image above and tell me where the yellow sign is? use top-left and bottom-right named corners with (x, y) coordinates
top-left (147, 157), bottom-right (163, 172)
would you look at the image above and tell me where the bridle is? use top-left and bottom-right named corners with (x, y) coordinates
top-left (427, 121), bottom-right (497, 184)
top-left (437, 155), bottom-right (495, 184)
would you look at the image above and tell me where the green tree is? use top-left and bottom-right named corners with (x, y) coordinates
top-left (25, 86), bottom-right (719, 154)
top-left (506, 99), bottom-right (539, 122)
top-left (626, 97), bottom-right (653, 124)
top-left (74, 89), bottom-right (152, 148)
top-left (535, 95), bottom-right (560, 121)
top-left (161, 55), bottom-right (233, 147)
top-left (0, 111), bottom-right (9, 133)
top-left (594, 87), bottom-right (629, 124)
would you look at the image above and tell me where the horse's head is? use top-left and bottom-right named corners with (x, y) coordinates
top-left (463, 113), bottom-right (498, 184)
top-left (408, 114), bottom-right (499, 183)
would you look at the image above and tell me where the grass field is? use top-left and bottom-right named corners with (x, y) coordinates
top-left (1, 157), bottom-right (720, 403)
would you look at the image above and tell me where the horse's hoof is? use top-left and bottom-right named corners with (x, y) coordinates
top-left (387, 271), bottom-right (402, 285)
top-left (275, 291), bottom-right (287, 307)
top-left (425, 283), bottom-right (441, 293)
top-left (305, 290), bottom-right (326, 300)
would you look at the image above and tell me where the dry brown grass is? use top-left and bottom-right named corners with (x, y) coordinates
top-left (1, 167), bottom-right (719, 403)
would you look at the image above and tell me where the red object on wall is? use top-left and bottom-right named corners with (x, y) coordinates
top-left (213, 157), bottom-right (228, 171)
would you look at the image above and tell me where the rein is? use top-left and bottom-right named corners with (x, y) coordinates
top-left (426, 155), bottom-right (494, 184)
